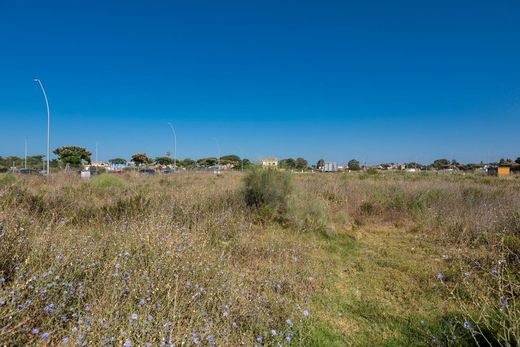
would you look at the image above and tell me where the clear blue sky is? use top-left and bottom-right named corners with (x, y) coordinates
top-left (0, 0), bottom-right (519, 164)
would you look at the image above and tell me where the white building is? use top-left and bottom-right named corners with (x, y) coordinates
top-left (262, 158), bottom-right (279, 167)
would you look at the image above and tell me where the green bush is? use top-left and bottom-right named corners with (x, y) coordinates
top-left (89, 174), bottom-right (125, 190)
top-left (0, 174), bottom-right (17, 186)
top-left (243, 168), bottom-right (293, 217)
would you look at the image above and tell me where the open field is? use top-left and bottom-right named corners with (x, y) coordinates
top-left (0, 171), bottom-right (518, 346)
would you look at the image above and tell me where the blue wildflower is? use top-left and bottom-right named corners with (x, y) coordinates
top-left (286, 319), bottom-right (293, 326)
top-left (436, 273), bottom-right (444, 281)
top-left (41, 332), bottom-right (49, 340)
top-left (124, 340), bottom-right (132, 347)
top-left (463, 321), bottom-right (472, 329)
top-left (31, 328), bottom-right (40, 334)
top-left (63, 337), bottom-right (70, 343)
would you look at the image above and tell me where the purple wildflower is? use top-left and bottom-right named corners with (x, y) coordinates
top-left (31, 328), bottom-right (40, 334)
top-left (500, 299), bottom-right (509, 309)
top-left (303, 310), bottom-right (310, 317)
top-left (124, 340), bottom-right (132, 347)
top-left (436, 273), bottom-right (444, 281)
top-left (41, 332), bottom-right (49, 340)
top-left (463, 321), bottom-right (472, 329)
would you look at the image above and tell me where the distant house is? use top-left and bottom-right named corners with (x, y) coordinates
top-left (90, 160), bottom-right (110, 168)
top-left (487, 166), bottom-right (511, 177)
top-left (262, 158), bottom-right (278, 168)
top-left (322, 162), bottom-right (338, 172)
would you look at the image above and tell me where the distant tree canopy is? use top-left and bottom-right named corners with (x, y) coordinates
top-left (499, 158), bottom-right (514, 166)
top-left (155, 156), bottom-right (175, 166)
top-left (516, 157), bottom-right (520, 165)
top-left (180, 158), bottom-right (196, 169)
top-left (348, 159), bottom-right (360, 171)
top-left (279, 158), bottom-right (296, 170)
top-left (405, 162), bottom-right (421, 169)
top-left (131, 153), bottom-right (151, 165)
top-left (197, 157), bottom-right (218, 167)
top-left (316, 159), bottom-right (325, 170)
top-left (109, 158), bottom-right (127, 165)
top-left (432, 159), bottom-right (450, 170)
top-left (53, 146), bottom-right (92, 166)
top-left (295, 157), bottom-right (308, 170)
top-left (220, 155), bottom-right (240, 165)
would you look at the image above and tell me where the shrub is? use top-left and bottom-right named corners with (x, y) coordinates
top-left (0, 174), bottom-right (17, 186)
top-left (243, 168), bottom-right (293, 217)
top-left (285, 192), bottom-right (329, 232)
top-left (89, 173), bottom-right (125, 190)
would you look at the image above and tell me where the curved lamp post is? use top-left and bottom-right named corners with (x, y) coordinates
top-left (167, 122), bottom-right (177, 169)
top-left (34, 79), bottom-right (50, 178)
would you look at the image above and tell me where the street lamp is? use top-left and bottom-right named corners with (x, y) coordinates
top-left (167, 122), bottom-right (177, 169)
top-left (34, 79), bottom-right (50, 178)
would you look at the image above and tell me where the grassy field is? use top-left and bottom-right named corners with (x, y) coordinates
top-left (0, 170), bottom-right (518, 346)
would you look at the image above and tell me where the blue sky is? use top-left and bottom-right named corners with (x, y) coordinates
top-left (0, 0), bottom-right (519, 164)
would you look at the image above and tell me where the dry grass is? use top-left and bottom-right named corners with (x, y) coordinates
top-left (0, 171), bottom-right (518, 346)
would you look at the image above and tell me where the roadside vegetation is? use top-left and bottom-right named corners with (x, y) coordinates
top-left (0, 171), bottom-right (518, 346)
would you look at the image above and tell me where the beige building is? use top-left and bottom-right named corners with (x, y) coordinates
top-left (261, 158), bottom-right (278, 167)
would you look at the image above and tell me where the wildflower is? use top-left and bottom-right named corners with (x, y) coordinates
top-left (138, 299), bottom-right (145, 306)
top-left (420, 320), bottom-right (425, 325)
top-left (303, 310), bottom-right (310, 317)
top-left (0, 299), bottom-right (4, 305)
top-left (271, 330), bottom-right (277, 336)
top-left (500, 299), bottom-right (509, 309)
top-left (31, 328), bottom-right (40, 334)
top-left (85, 305), bottom-right (91, 312)
top-left (124, 340), bottom-right (132, 347)
top-left (256, 337), bottom-right (263, 343)
top-left (147, 314), bottom-right (153, 322)
top-left (131, 313), bottom-right (138, 320)
top-left (115, 263), bottom-right (121, 269)
top-left (285, 332), bottom-right (293, 343)
top-left (491, 269), bottom-right (498, 276)
top-left (463, 272), bottom-right (470, 278)
top-left (463, 321), bottom-right (472, 329)
top-left (44, 303), bottom-right (55, 313)
top-left (0, 277), bottom-right (5, 284)
top-left (63, 337), bottom-right (70, 343)
top-left (498, 259), bottom-right (506, 265)
top-left (232, 321), bottom-right (238, 328)
top-left (436, 273), bottom-right (444, 281)
top-left (41, 332), bottom-right (49, 340)
top-left (191, 333), bottom-right (200, 345)
top-left (223, 311), bottom-right (229, 317)
top-left (286, 319), bottom-right (293, 326)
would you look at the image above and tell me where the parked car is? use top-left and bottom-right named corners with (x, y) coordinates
top-left (139, 169), bottom-right (156, 175)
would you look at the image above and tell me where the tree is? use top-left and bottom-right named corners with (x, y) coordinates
top-left (109, 158), bottom-right (127, 165)
top-left (131, 153), bottom-right (151, 166)
top-left (197, 157), bottom-right (217, 167)
top-left (180, 158), bottom-right (196, 169)
top-left (279, 158), bottom-right (296, 170)
top-left (432, 159), bottom-right (450, 170)
top-left (53, 146), bottom-right (92, 166)
top-left (316, 159), bottom-right (325, 170)
top-left (295, 157), bottom-right (308, 170)
top-left (516, 157), bottom-right (520, 165)
top-left (348, 159), bottom-right (360, 171)
top-left (155, 156), bottom-right (174, 166)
